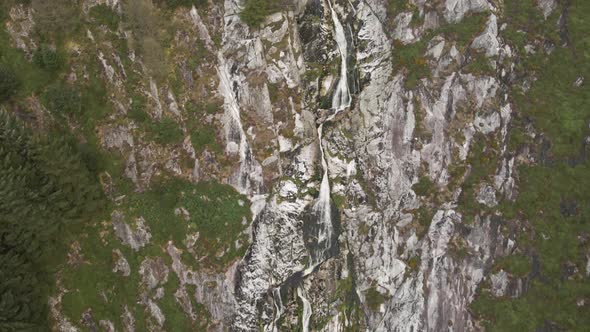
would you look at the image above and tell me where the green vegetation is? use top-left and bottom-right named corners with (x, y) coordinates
top-left (0, 64), bottom-right (19, 102)
top-left (457, 133), bottom-right (499, 221)
top-left (89, 4), bottom-right (120, 30)
top-left (147, 117), bottom-right (184, 145)
top-left (32, 44), bottom-right (63, 71)
top-left (493, 255), bottom-right (531, 278)
top-left (129, 95), bottom-right (150, 123)
top-left (412, 176), bottom-right (436, 196)
top-left (471, 1), bottom-right (590, 330)
top-left (31, 0), bottom-right (82, 39)
top-left (0, 111), bottom-right (104, 329)
top-left (59, 178), bottom-right (248, 329)
top-left (497, 0), bottom-right (590, 157)
top-left (239, 0), bottom-right (283, 27)
top-left (124, 0), bottom-right (167, 80)
top-left (190, 126), bottom-right (218, 153)
top-left (393, 39), bottom-right (430, 89)
top-left (124, 179), bottom-right (251, 266)
top-left (42, 83), bottom-right (82, 115)
top-left (463, 52), bottom-right (494, 75)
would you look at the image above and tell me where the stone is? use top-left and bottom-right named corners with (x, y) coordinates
top-left (112, 211), bottom-right (152, 251)
top-left (112, 249), bottom-right (131, 277)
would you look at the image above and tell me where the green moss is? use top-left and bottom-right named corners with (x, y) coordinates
top-left (0, 26), bottom-right (54, 98)
top-left (239, 0), bottom-right (283, 27)
top-left (332, 194), bottom-right (346, 209)
top-left (190, 125), bottom-right (219, 153)
top-left (502, 0), bottom-right (590, 158)
top-left (412, 176), bottom-right (436, 196)
top-left (60, 178), bottom-right (250, 328)
top-left (365, 287), bottom-right (389, 311)
top-left (393, 39), bottom-right (430, 89)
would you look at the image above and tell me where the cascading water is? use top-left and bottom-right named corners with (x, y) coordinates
top-left (297, 1), bottom-right (352, 330)
top-left (329, 0), bottom-right (351, 111)
top-left (307, 0), bottom-right (351, 274)
top-left (297, 287), bottom-right (313, 332)
top-left (271, 287), bottom-right (284, 332)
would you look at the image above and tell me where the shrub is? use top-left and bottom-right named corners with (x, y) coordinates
top-left (33, 44), bottom-right (63, 71)
top-left (129, 94), bottom-right (149, 123)
top-left (0, 65), bottom-right (19, 102)
top-left (43, 83), bottom-right (81, 115)
top-left (148, 117), bottom-right (183, 145)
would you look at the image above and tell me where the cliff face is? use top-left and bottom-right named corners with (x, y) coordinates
top-left (227, 1), bottom-right (513, 330)
top-left (3, 0), bottom-right (589, 331)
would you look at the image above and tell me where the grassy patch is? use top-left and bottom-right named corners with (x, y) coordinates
top-left (239, 0), bottom-right (284, 27)
top-left (124, 179), bottom-right (251, 267)
top-left (412, 176), bottom-right (436, 196)
top-left (60, 178), bottom-right (251, 329)
top-left (89, 4), bottom-right (120, 30)
top-left (493, 255), bottom-right (531, 278)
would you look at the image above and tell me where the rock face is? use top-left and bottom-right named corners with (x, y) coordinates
top-left (13, 0), bottom-right (574, 330)
top-left (212, 0), bottom-right (520, 330)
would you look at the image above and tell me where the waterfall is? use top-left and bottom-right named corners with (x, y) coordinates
top-left (307, 0), bottom-right (351, 271)
top-left (328, 0), bottom-right (351, 112)
top-left (298, 287), bottom-right (313, 332)
top-left (298, 1), bottom-right (352, 330)
top-left (271, 287), bottom-right (284, 332)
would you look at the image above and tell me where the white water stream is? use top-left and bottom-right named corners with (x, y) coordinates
top-left (297, 1), bottom-right (352, 331)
